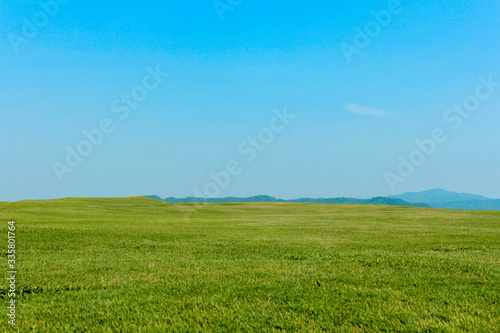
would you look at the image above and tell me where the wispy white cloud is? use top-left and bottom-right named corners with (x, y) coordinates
top-left (344, 103), bottom-right (392, 117)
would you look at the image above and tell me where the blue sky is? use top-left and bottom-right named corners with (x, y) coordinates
top-left (1, 0), bottom-right (499, 201)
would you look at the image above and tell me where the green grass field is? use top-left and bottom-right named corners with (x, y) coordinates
top-left (1, 197), bottom-right (499, 332)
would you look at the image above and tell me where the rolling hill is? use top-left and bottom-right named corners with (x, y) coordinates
top-left (146, 195), bottom-right (430, 208)
top-left (390, 189), bottom-right (500, 210)
top-left (0, 197), bottom-right (498, 331)
top-left (148, 189), bottom-right (500, 210)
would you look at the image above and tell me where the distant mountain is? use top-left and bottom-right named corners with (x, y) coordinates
top-left (158, 195), bottom-right (281, 203)
top-left (288, 196), bottom-right (429, 207)
top-left (390, 189), bottom-right (499, 210)
top-left (389, 189), bottom-right (489, 205)
top-left (146, 189), bottom-right (500, 210)
top-left (145, 195), bottom-right (430, 208)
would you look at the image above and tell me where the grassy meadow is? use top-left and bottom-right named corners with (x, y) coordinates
top-left (1, 197), bottom-right (499, 332)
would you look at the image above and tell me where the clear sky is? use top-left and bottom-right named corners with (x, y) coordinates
top-left (1, 0), bottom-right (499, 201)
